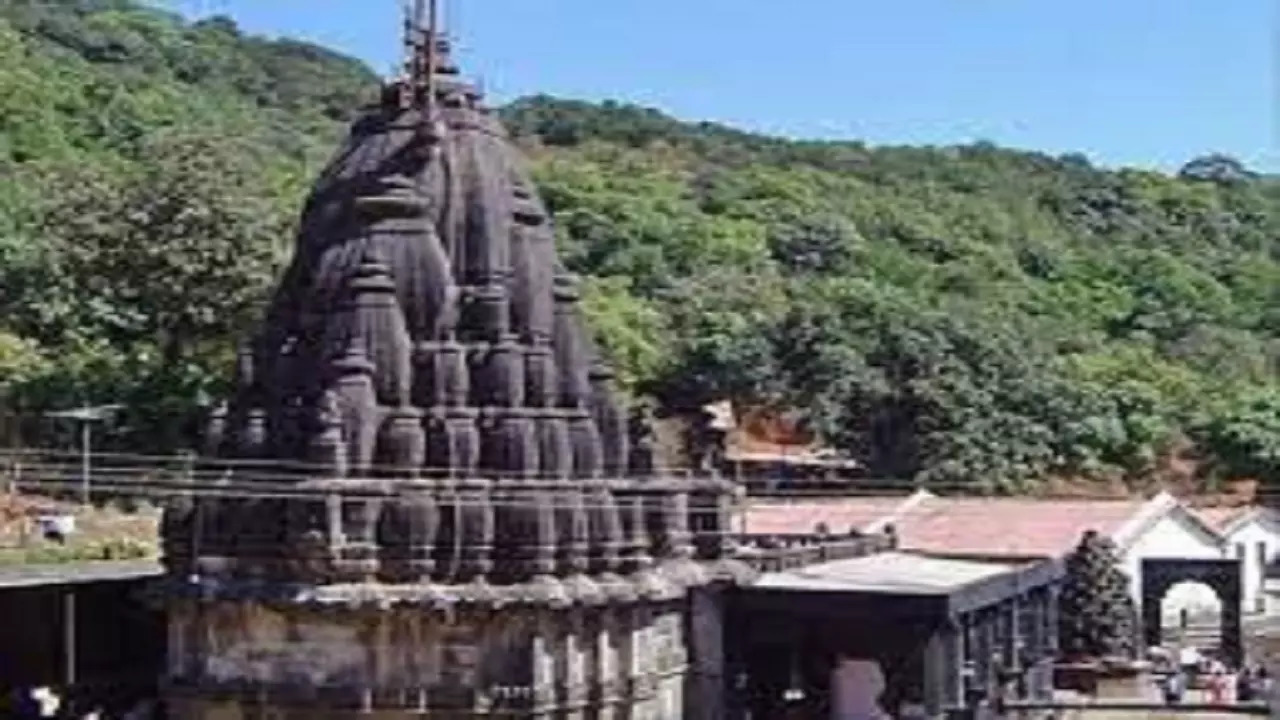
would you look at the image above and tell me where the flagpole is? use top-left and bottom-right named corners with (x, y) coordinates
top-left (424, 0), bottom-right (439, 118)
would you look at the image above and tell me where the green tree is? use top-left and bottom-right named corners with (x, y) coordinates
top-left (8, 133), bottom-right (288, 448)
top-left (1195, 389), bottom-right (1280, 486)
top-left (1058, 531), bottom-right (1138, 660)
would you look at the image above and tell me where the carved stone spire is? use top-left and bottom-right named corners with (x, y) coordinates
top-left (161, 12), bottom-right (747, 718)
top-left (181, 13), bottom-right (656, 592)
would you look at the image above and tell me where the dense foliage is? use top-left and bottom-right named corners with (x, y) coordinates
top-left (0, 0), bottom-right (374, 448)
top-left (506, 98), bottom-right (1280, 491)
top-left (3, 1), bottom-right (1280, 491)
top-left (1058, 531), bottom-right (1138, 660)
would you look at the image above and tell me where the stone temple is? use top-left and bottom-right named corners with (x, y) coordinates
top-left (159, 15), bottom-right (743, 720)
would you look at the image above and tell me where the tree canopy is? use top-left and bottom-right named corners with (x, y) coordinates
top-left (2, 1), bottom-right (1280, 491)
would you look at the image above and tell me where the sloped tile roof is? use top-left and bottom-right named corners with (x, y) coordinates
top-left (744, 495), bottom-right (914, 535)
top-left (889, 497), bottom-right (1149, 559)
top-left (744, 493), bottom-right (1153, 559)
top-left (1193, 506), bottom-right (1250, 532)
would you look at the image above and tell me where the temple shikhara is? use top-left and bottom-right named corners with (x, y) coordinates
top-left (159, 5), bottom-right (743, 718)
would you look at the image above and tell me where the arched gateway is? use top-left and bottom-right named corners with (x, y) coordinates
top-left (1141, 558), bottom-right (1242, 667)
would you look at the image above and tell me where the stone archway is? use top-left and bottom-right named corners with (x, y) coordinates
top-left (1141, 558), bottom-right (1242, 667)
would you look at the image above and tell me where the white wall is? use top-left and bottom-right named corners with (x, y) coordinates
top-left (1221, 513), bottom-right (1280, 616)
top-left (1120, 510), bottom-right (1224, 619)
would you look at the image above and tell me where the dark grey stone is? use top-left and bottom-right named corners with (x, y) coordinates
top-left (163, 18), bottom-right (738, 605)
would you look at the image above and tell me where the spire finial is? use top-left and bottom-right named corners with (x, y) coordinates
top-left (399, 0), bottom-right (439, 115)
top-left (424, 0), bottom-right (439, 118)
top-left (399, 1), bottom-right (418, 108)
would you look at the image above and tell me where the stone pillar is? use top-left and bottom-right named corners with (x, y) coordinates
top-left (167, 604), bottom-right (194, 682)
top-left (1223, 586), bottom-right (1244, 668)
top-left (1029, 590), bottom-right (1053, 701)
top-left (532, 610), bottom-right (559, 717)
top-left (335, 488), bottom-right (382, 583)
top-left (558, 486), bottom-right (591, 579)
top-left (330, 347), bottom-right (380, 476)
top-left (656, 486), bottom-right (695, 563)
top-left (536, 408), bottom-right (573, 479)
top-left (687, 587), bottom-right (726, 720)
top-left (982, 610), bottom-right (998, 692)
top-left (1022, 591), bottom-right (1040, 660)
top-left (568, 409), bottom-right (604, 480)
top-left (560, 609), bottom-right (589, 720)
top-left (947, 617), bottom-right (967, 713)
top-left (1005, 596), bottom-right (1019, 671)
top-left (438, 407), bottom-right (481, 477)
top-left (456, 478), bottom-right (495, 584)
top-left (379, 407), bottom-right (426, 478)
top-left (624, 605), bottom-right (658, 717)
top-left (1045, 583), bottom-right (1060, 658)
top-left (924, 618), bottom-right (963, 718)
top-left (552, 274), bottom-right (591, 412)
top-left (308, 391), bottom-right (348, 478)
top-left (592, 608), bottom-right (618, 720)
top-left (588, 484), bottom-right (624, 579)
top-left (618, 486), bottom-right (646, 564)
top-left (656, 609), bottom-right (687, 719)
top-left (589, 361), bottom-right (629, 477)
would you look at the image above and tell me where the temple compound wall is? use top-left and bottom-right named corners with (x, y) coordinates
top-left (166, 597), bottom-right (707, 719)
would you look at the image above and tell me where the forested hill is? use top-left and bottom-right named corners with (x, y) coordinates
top-left (0, 0), bottom-right (376, 448)
top-left (3, 1), bottom-right (1280, 493)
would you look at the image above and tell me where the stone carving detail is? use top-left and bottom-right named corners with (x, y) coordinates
top-left (161, 0), bottom-right (741, 630)
top-left (159, 16), bottom-right (749, 720)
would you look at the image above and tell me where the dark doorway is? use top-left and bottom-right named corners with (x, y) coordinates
top-left (0, 578), bottom-right (164, 716)
top-left (1141, 558), bottom-right (1242, 667)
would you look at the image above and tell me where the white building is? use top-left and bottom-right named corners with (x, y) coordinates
top-left (745, 490), bottom-right (1280, 625)
top-left (1199, 506), bottom-right (1280, 616)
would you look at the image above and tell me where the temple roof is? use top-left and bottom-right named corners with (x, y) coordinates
top-left (164, 25), bottom-right (732, 599)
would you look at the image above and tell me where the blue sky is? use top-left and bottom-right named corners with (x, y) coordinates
top-left (176, 0), bottom-right (1278, 173)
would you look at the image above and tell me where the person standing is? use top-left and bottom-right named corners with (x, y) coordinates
top-left (1162, 671), bottom-right (1185, 705)
top-left (1179, 646), bottom-right (1200, 680)
top-left (1208, 666), bottom-right (1226, 704)
top-left (1238, 666), bottom-right (1255, 702)
top-left (20, 687), bottom-right (62, 719)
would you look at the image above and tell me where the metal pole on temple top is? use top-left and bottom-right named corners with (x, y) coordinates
top-left (425, 0), bottom-right (439, 115)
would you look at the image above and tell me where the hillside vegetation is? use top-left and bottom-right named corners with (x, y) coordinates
top-left (3, 1), bottom-right (1280, 492)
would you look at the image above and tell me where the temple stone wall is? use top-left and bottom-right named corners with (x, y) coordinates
top-left (167, 597), bottom-right (704, 719)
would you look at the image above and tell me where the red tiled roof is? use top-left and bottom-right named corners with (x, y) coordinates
top-left (891, 497), bottom-right (1147, 559)
top-left (1193, 506), bottom-right (1250, 532)
top-left (744, 494), bottom-right (1153, 559)
top-left (744, 496), bottom-right (912, 535)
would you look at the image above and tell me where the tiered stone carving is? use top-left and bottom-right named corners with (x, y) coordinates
top-left (161, 22), bottom-right (746, 720)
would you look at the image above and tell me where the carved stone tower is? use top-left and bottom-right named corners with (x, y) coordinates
top-left (160, 8), bottom-right (744, 719)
